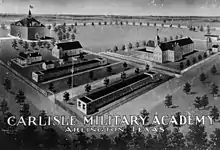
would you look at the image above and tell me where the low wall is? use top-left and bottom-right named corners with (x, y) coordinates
top-left (152, 63), bottom-right (181, 74)
top-left (54, 99), bottom-right (84, 122)
top-left (0, 60), bottom-right (48, 97)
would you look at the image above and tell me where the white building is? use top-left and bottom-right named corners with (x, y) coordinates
top-left (52, 41), bottom-right (83, 59)
top-left (42, 60), bottom-right (55, 70)
top-left (212, 45), bottom-right (220, 53)
top-left (16, 51), bottom-right (42, 65)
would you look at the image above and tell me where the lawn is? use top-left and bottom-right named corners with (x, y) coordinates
top-left (105, 54), bottom-right (220, 136)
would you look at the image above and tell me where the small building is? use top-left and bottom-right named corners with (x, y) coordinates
top-left (32, 58), bottom-right (108, 82)
top-left (212, 45), bottom-right (220, 53)
top-left (77, 73), bottom-right (154, 115)
top-left (52, 41), bottom-right (83, 59)
top-left (205, 34), bottom-right (219, 41)
top-left (16, 51), bottom-right (42, 65)
top-left (42, 60), bottom-right (55, 70)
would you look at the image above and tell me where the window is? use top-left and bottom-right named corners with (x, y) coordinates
top-left (82, 104), bottom-right (85, 110)
top-left (78, 101), bottom-right (81, 107)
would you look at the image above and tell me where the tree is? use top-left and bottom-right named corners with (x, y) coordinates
top-left (120, 21), bottom-right (123, 26)
top-left (135, 68), bottom-right (140, 74)
top-left (3, 77), bottom-right (11, 92)
top-left (164, 94), bottom-right (172, 108)
top-left (179, 62), bottom-right (184, 70)
top-left (18, 39), bottom-right (23, 46)
top-left (154, 23), bottom-right (156, 27)
top-left (12, 39), bottom-right (18, 50)
top-left (70, 33), bottom-right (75, 41)
top-left (210, 128), bottom-right (220, 149)
top-left (37, 41), bottom-right (43, 48)
top-left (210, 83), bottom-right (219, 97)
top-left (199, 73), bottom-right (207, 83)
top-left (170, 24), bottom-right (173, 27)
top-left (63, 92), bottom-right (70, 103)
top-left (85, 84), bottom-right (91, 93)
top-left (178, 24), bottom-right (181, 28)
top-left (15, 90), bottom-right (26, 104)
top-left (210, 105), bottom-right (219, 122)
top-left (48, 83), bottom-right (55, 93)
top-left (194, 96), bottom-right (203, 109)
top-left (192, 57), bottom-right (197, 64)
top-left (161, 23), bottom-right (164, 27)
top-left (42, 128), bottom-right (59, 149)
top-left (198, 54), bottom-right (202, 61)
top-left (66, 32), bottom-right (70, 40)
top-left (156, 125), bottom-right (172, 149)
top-left (175, 35), bottom-right (179, 40)
top-left (135, 41), bottom-right (140, 48)
top-left (180, 34), bottom-right (183, 38)
top-left (201, 94), bottom-right (209, 109)
top-left (35, 33), bottom-right (40, 40)
top-left (172, 112), bottom-right (183, 129)
top-left (107, 66), bottom-right (112, 75)
top-left (164, 37), bottom-right (167, 42)
top-left (147, 22), bottom-right (150, 26)
top-left (121, 44), bottom-right (126, 51)
top-left (74, 22), bottom-right (77, 26)
top-left (20, 103), bottom-right (31, 120)
top-left (186, 122), bottom-right (208, 149)
top-left (104, 21), bottom-right (107, 25)
top-left (123, 62), bottom-right (128, 70)
top-left (128, 131), bottom-right (146, 150)
top-left (139, 22), bottom-right (142, 26)
top-left (204, 52), bottom-right (207, 58)
top-left (31, 42), bottom-right (36, 50)
top-left (103, 78), bottom-right (110, 87)
top-left (73, 132), bottom-right (90, 150)
top-left (211, 65), bottom-right (217, 75)
top-left (73, 28), bottom-right (77, 34)
top-left (170, 36), bottom-right (173, 41)
top-left (200, 25), bottom-right (204, 32)
top-left (38, 110), bottom-right (48, 130)
top-left (23, 41), bottom-right (29, 51)
top-left (207, 24), bottom-right (211, 34)
top-left (145, 64), bottom-right (149, 70)
top-left (186, 59), bottom-right (191, 67)
top-left (128, 42), bottom-right (133, 50)
top-left (183, 82), bottom-right (191, 94)
top-left (169, 128), bottom-right (186, 149)
top-left (83, 22), bottom-right (86, 26)
top-left (142, 40), bottom-right (147, 46)
top-left (121, 72), bottom-right (127, 81)
top-left (62, 33), bottom-right (67, 40)
top-left (0, 98), bottom-right (9, 115)
top-left (113, 45), bottom-right (118, 52)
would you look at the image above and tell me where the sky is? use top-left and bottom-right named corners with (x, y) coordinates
top-left (0, 0), bottom-right (220, 16)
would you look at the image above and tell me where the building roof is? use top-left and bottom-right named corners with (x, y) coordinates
top-left (79, 96), bottom-right (92, 103)
top-left (137, 48), bottom-right (153, 53)
top-left (40, 59), bottom-right (99, 74)
top-left (44, 60), bottom-right (54, 65)
top-left (19, 51), bottom-right (42, 58)
top-left (212, 45), bottom-right (219, 48)
top-left (56, 41), bottom-right (83, 51)
top-left (86, 73), bottom-right (150, 101)
top-left (159, 37), bottom-right (194, 51)
top-left (204, 34), bottom-right (219, 37)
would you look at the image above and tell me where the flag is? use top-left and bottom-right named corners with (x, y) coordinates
top-left (29, 5), bottom-right (33, 9)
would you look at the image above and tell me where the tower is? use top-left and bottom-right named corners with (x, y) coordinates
top-left (28, 9), bottom-right (32, 18)
top-left (207, 37), bottom-right (212, 49)
top-left (155, 28), bottom-right (160, 47)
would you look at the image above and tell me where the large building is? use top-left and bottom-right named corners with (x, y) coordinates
top-left (32, 58), bottom-right (107, 82)
top-left (52, 41), bottom-right (83, 59)
top-left (10, 10), bottom-right (50, 40)
top-left (77, 72), bottom-right (161, 115)
top-left (16, 51), bottom-right (42, 66)
top-left (134, 35), bottom-right (194, 63)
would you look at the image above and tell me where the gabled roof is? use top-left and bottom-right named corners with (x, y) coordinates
top-left (159, 37), bottom-right (194, 51)
top-left (56, 41), bottom-right (83, 51)
top-left (19, 51), bottom-right (42, 58)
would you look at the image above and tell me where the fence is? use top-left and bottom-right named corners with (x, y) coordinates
top-left (0, 60), bottom-right (48, 97)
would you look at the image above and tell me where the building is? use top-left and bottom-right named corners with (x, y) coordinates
top-left (32, 58), bottom-right (107, 82)
top-left (204, 34), bottom-right (219, 41)
top-left (77, 72), bottom-right (161, 115)
top-left (16, 51), bottom-right (42, 65)
top-left (42, 60), bottom-right (55, 70)
top-left (10, 10), bottom-right (50, 40)
top-left (52, 41), bottom-right (83, 59)
top-left (134, 34), bottom-right (194, 63)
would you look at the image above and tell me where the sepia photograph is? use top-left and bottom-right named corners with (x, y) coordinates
top-left (1, 0), bottom-right (220, 149)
